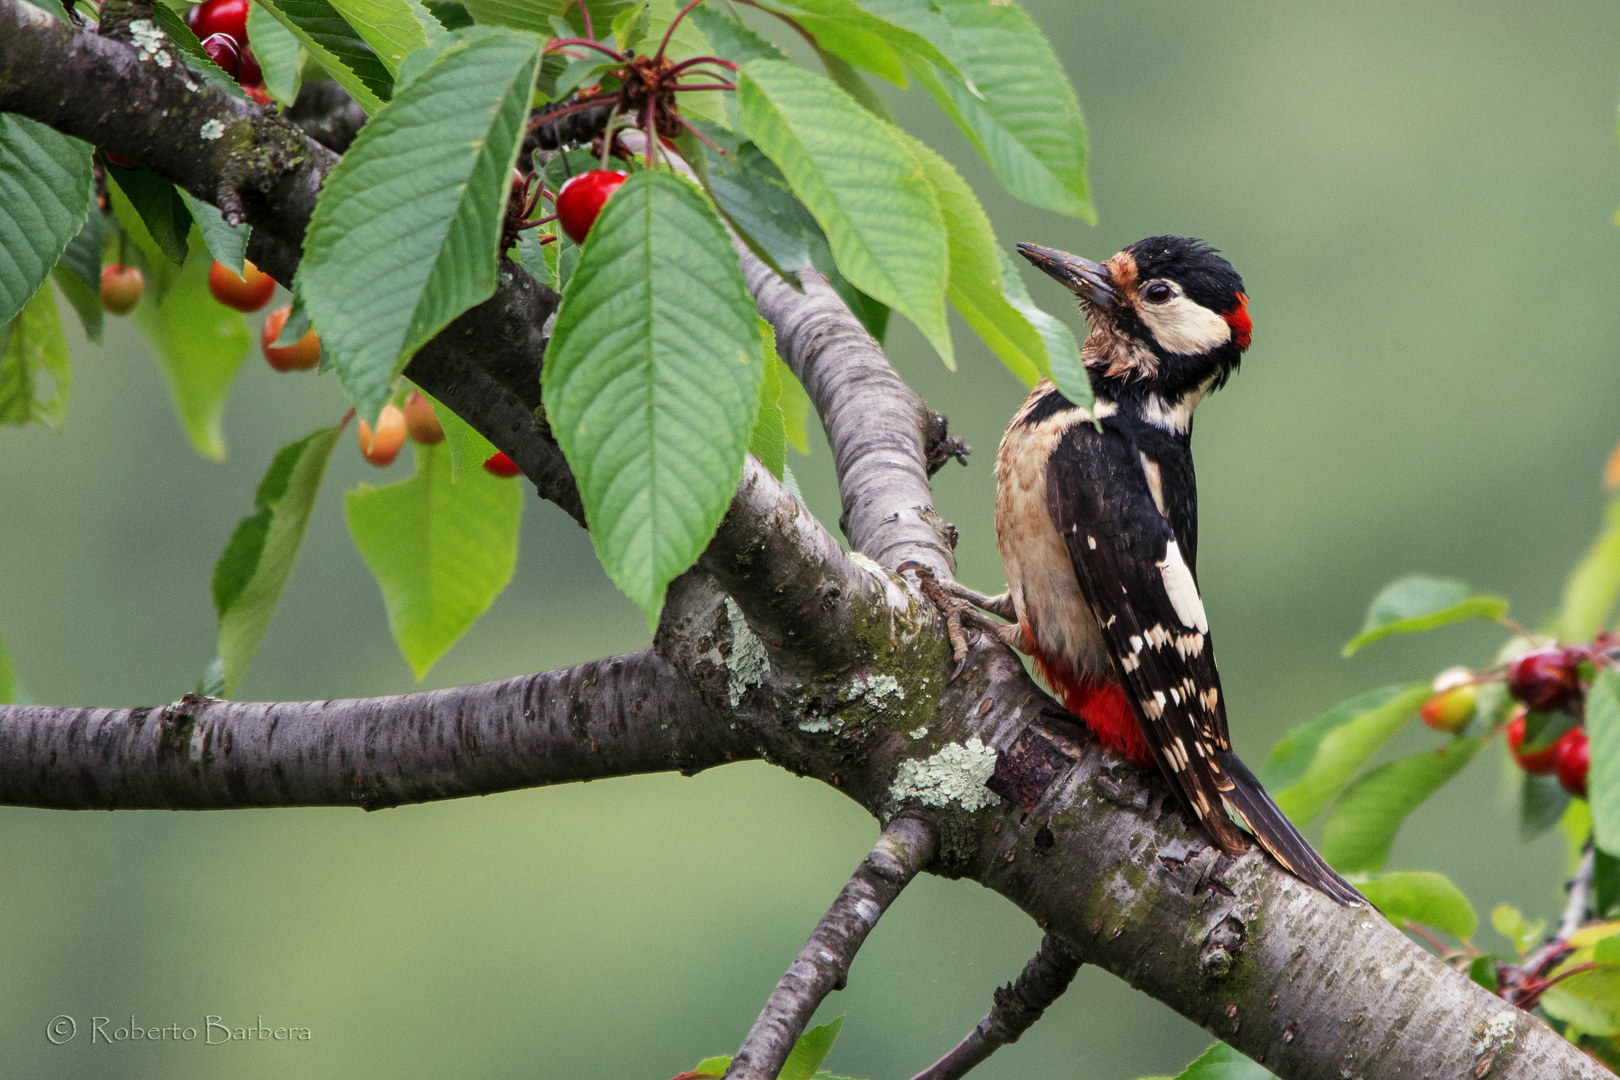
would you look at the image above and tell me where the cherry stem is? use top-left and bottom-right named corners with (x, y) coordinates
top-left (570, 0), bottom-right (593, 41)
top-left (599, 101), bottom-right (624, 169)
top-left (735, 0), bottom-right (819, 52)
top-left (672, 110), bottom-right (723, 152)
top-left (668, 54), bottom-right (738, 74)
top-left (653, 0), bottom-right (709, 63)
top-left (1406, 923), bottom-right (1450, 956)
top-left (545, 37), bottom-right (623, 62)
top-left (644, 92), bottom-right (661, 169)
top-left (1497, 615), bottom-right (1536, 640)
top-left (669, 82), bottom-right (737, 92)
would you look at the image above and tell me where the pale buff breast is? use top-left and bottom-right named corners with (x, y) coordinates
top-left (994, 384), bottom-right (1114, 682)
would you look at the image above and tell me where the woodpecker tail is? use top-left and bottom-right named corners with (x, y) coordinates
top-left (1217, 752), bottom-right (1364, 906)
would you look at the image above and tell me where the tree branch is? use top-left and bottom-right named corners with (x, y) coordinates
top-left (724, 816), bottom-right (938, 1080)
top-left (910, 935), bottom-right (1082, 1080)
top-left (0, 651), bottom-right (744, 809)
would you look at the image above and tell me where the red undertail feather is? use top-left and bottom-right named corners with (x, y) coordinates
top-left (1026, 632), bottom-right (1153, 768)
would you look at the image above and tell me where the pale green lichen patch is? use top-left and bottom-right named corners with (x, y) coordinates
top-left (907, 725), bottom-right (928, 740)
top-left (846, 673), bottom-right (904, 710)
top-left (798, 717), bottom-right (841, 734)
top-left (724, 597), bottom-right (769, 707)
top-left (889, 738), bottom-right (1000, 811)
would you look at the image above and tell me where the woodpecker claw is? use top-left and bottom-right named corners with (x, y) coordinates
top-left (900, 562), bottom-right (1013, 682)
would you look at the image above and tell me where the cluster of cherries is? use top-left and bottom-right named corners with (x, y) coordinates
top-left (1422, 645), bottom-right (1603, 797)
top-left (184, 0), bottom-right (272, 105)
top-left (354, 395), bottom-right (520, 477)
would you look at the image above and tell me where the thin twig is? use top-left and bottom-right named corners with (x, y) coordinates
top-left (909, 936), bottom-right (1082, 1080)
top-left (723, 817), bottom-right (938, 1080)
top-left (1558, 844), bottom-right (1597, 942)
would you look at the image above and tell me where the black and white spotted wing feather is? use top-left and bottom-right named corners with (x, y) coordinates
top-left (1045, 421), bottom-right (1362, 905)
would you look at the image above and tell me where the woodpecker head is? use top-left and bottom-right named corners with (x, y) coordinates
top-left (1017, 236), bottom-right (1250, 414)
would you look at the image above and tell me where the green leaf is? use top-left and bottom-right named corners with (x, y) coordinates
top-left (0, 626), bottom-right (15, 704)
top-left (326, 0), bottom-right (434, 72)
top-left (177, 190), bottom-right (251, 277)
top-left (52, 209), bottom-right (103, 343)
top-left (131, 245), bottom-right (252, 461)
top-left (996, 245), bottom-right (1089, 405)
top-left (863, 0), bottom-right (1093, 220)
top-left (298, 26), bottom-right (539, 422)
top-left (751, 320), bottom-right (787, 478)
top-left (105, 164), bottom-right (192, 266)
top-left (213, 425), bottom-right (343, 696)
top-left (641, 0), bottom-right (726, 127)
top-left (1269, 683), bottom-right (1429, 823)
top-left (1541, 927), bottom-right (1620, 1036)
top-left (1469, 955), bottom-right (1499, 993)
top-left (1600, 848), bottom-right (1620, 920)
top-left (609, 2), bottom-right (649, 52)
top-left (816, 45), bottom-right (895, 122)
top-left (738, 59), bottom-right (951, 366)
top-left (1590, 671), bottom-right (1620, 859)
top-left (0, 114), bottom-right (92, 328)
top-left (898, 128), bottom-right (1089, 402)
top-left (687, 5), bottom-right (788, 66)
top-left (420, 388), bottom-right (495, 479)
top-left (423, 0), bottom-right (472, 30)
top-left (458, 0), bottom-right (559, 33)
top-left (1558, 497), bottom-right (1620, 643)
top-left (253, 0), bottom-right (395, 113)
top-left (345, 442), bottom-right (523, 678)
top-left (1167, 1042), bottom-right (1276, 1080)
top-left (686, 121), bottom-right (816, 277)
top-left (777, 352), bottom-right (810, 455)
top-left (1319, 738), bottom-right (1483, 874)
top-left (690, 1056), bottom-right (731, 1077)
top-left (248, 2), bottom-right (307, 106)
top-left (51, 267), bottom-right (101, 345)
top-left (781, 1017), bottom-right (843, 1080)
top-left (1521, 772), bottom-right (1572, 840)
top-left (1492, 903), bottom-right (1546, 958)
top-left (543, 170), bottom-right (764, 627)
top-left (1342, 575), bottom-right (1509, 656)
top-left (1357, 870), bottom-right (1478, 939)
top-left (0, 284), bottom-right (72, 427)
top-left (149, 3), bottom-right (251, 99)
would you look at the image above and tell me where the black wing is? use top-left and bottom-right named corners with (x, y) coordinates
top-left (1043, 421), bottom-right (1244, 849)
top-left (1046, 420), bottom-right (1364, 904)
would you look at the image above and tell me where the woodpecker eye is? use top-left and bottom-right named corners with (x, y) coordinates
top-left (1143, 281), bottom-right (1174, 304)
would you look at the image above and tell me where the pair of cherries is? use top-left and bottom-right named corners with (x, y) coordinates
top-left (185, 0), bottom-right (267, 100)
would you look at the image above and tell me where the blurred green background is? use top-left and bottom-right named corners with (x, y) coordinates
top-left (3, 0), bottom-right (1620, 1075)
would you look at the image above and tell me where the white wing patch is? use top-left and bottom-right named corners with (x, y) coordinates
top-left (1157, 540), bottom-right (1208, 632)
top-left (1139, 453), bottom-right (1166, 516)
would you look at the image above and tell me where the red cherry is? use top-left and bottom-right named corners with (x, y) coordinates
top-left (100, 264), bottom-right (145, 315)
top-left (238, 46), bottom-right (262, 88)
top-left (358, 405), bottom-right (407, 467)
top-left (1557, 727), bottom-right (1590, 799)
top-left (1506, 709), bottom-right (1564, 775)
top-left (207, 259), bottom-right (276, 312)
top-left (404, 392), bottom-right (444, 445)
top-left (555, 170), bottom-right (628, 243)
top-left (199, 32), bottom-right (242, 79)
top-left (187, 0), bottom-right (250, 45)
top-left (260, 306), bottom-right (321, 371)
top-left (1507, 648), bottom-right (1581, 713)
top-left (483, 451), bottom-right (522, 478)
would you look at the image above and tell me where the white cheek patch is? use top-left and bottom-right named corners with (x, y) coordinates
top-left (1157, 540), bottom-right (1209, 632)
top-left (1137, 294), bottom-right (1233, 355)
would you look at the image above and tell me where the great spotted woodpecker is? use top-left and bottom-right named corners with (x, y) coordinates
top-left (957, 236), bottom-right (1360, 905)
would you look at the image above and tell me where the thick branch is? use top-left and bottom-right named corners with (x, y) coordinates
top-left (0, 0), bottom-right (332, 265)
top-left (741, 257), bottom-right (959, 579)
top-left (0, 651), bottom-right (745, 809)
top-left (725, 816), bottom-right (938, 1080)
top-left (910, 936), bottom-right (1082, 1080)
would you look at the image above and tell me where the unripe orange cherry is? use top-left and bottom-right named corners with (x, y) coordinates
top-left (358, 405), bottom-right (407, 467)
top-left (483, 451), bottom-right (521, 478)
top-left (99, 264), bottom-right (144, 314)
top-left (1421, 685), bottom-right (1477, 734)
top-left (260, 306), bottom-right (321, 371)
top-left (208, 259), bottom-right (276, 312)
top-left (404, 392), bottom-right (444, 445)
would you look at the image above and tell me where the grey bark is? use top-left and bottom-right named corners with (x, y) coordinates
top-left (0, 7), bottom-right (1605, 1079)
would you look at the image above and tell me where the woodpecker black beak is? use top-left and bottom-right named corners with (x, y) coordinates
top-left (1016, 243), bottom-right (1115, 307)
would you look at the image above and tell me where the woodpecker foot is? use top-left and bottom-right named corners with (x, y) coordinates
top-left (901, 564), bottom-right (1017, 680)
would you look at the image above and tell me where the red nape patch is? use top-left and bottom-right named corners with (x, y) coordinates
top-left (1222, 293), bottom-right (1252, 351)
top-left (1029, 646), bottom-right (1154, 768)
